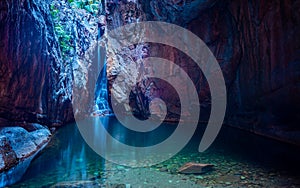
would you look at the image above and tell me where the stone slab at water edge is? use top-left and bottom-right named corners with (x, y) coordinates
top-left (0, 125), bottom-right (51, 187)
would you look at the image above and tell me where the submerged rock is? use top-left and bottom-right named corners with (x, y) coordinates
top-left (50, 181), bottom-right (130, 188)
top-left (178, 162), bottom-right (214, 174)
top-left (50, 181), bottom-right (99, 188)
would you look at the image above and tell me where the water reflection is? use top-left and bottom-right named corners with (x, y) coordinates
top-left (77, 116), bottom-right (177, 167)
top-left (14, 116), bottom-right (176, 186)
top-left (11, 116), bottom-right (300, 187)
top-left (13, 119), bottom-right (106, 187)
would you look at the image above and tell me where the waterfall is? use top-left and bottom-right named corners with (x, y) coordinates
top-left (94, 47), bottom-right (112, 116)
top-left (93, 20), bottom-right (112, 116)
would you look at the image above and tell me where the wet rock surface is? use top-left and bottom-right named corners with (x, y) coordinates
top-left (178, 162), bottom-right (214, 174)
top-left (150, 152), bottom-right (300, 188)
top-left (0, 0), bottom-right (104, 185)
top-left (0, 125), bottom-right (51, 187)
top-left (33, 152), bottom-right (300, 188)
top-left (0, 0), bottom-right (74, 126)
top-left (9, 121), bottom-right (300, 188)
top-left (106, 0), bottom-right (300, 144)
top-left (0, 136), bottom-right (17, 172)
top-left (51, 181), bottom-right (130, 188)
top-left (50, 180), bottom-right (99, 188)
top-left (0, 0), bottom-right (299, 187)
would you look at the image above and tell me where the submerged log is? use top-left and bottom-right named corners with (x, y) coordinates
top-left (177, 162), bottom-right (214, 174)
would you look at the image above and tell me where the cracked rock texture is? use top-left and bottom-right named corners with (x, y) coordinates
top-left (0, 0), bottom-right (104, 186)
top-left (0, 0), bottom-right (74, 126)
top-left (0, 0), bottom-right (299, 186)
top-left (0, 126), bottom-right (51, 187)
top-left (107, 0), bottom-right (300, 143)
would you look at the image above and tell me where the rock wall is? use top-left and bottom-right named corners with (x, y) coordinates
top-left (0, 0), bottom-right (72, 185)
top-left (106, 0), bottom-right (151, 118)
top-left (0, 0), bottom-right (104, 185)
top-left (223, 0), bottom-right (300, 136)
top-left (0, 0), bottom-right (299, 185)
top-left (151, 0), bottom-right (300, 143)
top-left (106, 0), bottom-right (300, 143)
top-left (0, 0), bottom-right (74, 127)
top-left (149, 0), bottom-right (300, 143)
top-left (1, 0), bottom-right (297, 144)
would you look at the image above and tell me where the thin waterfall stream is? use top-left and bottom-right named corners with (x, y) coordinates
top-left (93, 24), bottom-right (112, 116)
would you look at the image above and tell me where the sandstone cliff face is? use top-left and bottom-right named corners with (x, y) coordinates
top-left (165, 0), bottom-right (299, 143)
top-left (106, 0), bottom-right (151, 118)
top-left (0, 0), bottom-right (105, 124)
top-left (0, 0), bottom-right (298, 144)
top-left (0, 0), bottom-right (103, 185)
top-left (224, 0), bottom-right (300, 132)
top-left (0, 0), bottom-right (73, 184)
top-left (107, 0), bottom-right (300, 143)
top-left (0, 0), bottom-right (299, 185)
top-left (0, 0), bottom-right (74, 127)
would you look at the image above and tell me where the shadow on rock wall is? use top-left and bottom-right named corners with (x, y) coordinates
top-left (107, 0), bottom-right (300, 144)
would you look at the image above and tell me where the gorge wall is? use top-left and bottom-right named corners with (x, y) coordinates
top-left (1, 0), bottom-right (299, 146)
top-left (106, 0), bottom-right (300, 143)
top-left (0, 0), bottom-right (74, 127)
top-left (0, 0), bottom-right (299, 186)
top-left (149, 0), bottom-right (300, 143)
top-left (0, 0), bottom-right (103, 185)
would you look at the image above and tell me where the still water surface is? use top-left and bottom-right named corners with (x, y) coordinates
top-left (11, 117), bottom-right (300, 187)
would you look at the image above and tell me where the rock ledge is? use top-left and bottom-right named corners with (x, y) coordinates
top-left (0, 125), bottom-right (51, 187)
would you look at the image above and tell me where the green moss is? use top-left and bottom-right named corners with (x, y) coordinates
top-left (68, 0), bottom-right (100, 15)
top-left (50, 4), bottom-right (74, 60)
top-left (49, 0), bottom-right (101, 59)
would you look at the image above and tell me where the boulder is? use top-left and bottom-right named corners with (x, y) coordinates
top-left (0, 136), bottom-right (17, 172)
top-left (178, 162), bottom-right (214, 174)
top-left (0, 126), bottom-right (51, 187)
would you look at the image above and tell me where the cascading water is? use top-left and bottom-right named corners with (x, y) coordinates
top-left (93, 20), bottom-right (112, 116)
top-left (94, 48), bottom-right (112, 115)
